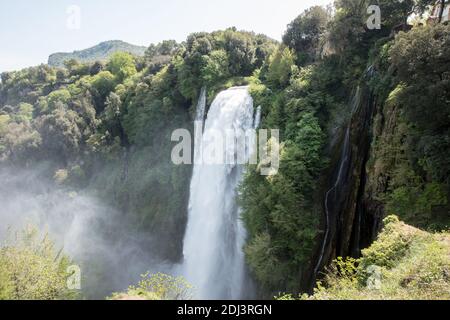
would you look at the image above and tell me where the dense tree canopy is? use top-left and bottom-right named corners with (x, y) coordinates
top-left (283, 6), bottom-right (329, 64)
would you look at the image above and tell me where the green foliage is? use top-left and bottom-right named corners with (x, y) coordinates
top-left (241, 113), bottom-right (326, 293)
top-left (174, 29), bottom-right (276, 100)
top-left (266, 48), bottom-right (296, 88)
top-left (302, 217), bottom-right (450, 300)
top-left (389, 25), bottom-right (450, 182)
top-left (222, 29), bottom-right (258, 76)
top-left (367, 25), bottom-right (450, 230)
top-left (389, 24), bottom-right (450, 134)
top-left (102, 92), bottom-right (123, 137)
top-left (387, 182), bottom-right (448, 229)
top-left (106, 52), bottom-right (137, 82)
top-left (145, 40), bottom-right (180, 59)
top-left (239, 5), bottom-right (362, 295)
top-left (15, 103), bottom-right (34, 122)
top-left (283, 6), bottom-right (329, 64)
top-left (0, 30), bottom-right (277, 265)
top-left (0, 225), bottom-right (78, 300)
top-left (201, 50), bottom-right (230, 87)
top-left (110, 273), bottom-right (193, 300)
top-left (328, 0), bottom-right (369, 54)
top-left (0, 121), bottom-right (41, 163)
top-left (89, 71), bottom-right (116, 101)
top-left (45, 89), bottom-right (72, 111)
top-left (367, 0), bottom-right (435, 30)
top-left (64, 59), bottom-right (91, 77)
top-left (35, 103), bottom-right (83, 161)
top-left (0, 115), bottom-right (10, 135)
top-left (359, 216), bottom-right (417, 270)
top-left (145, 40), bottom-right (181, 73)
top-left (245, 232), bottom-right (289, 290)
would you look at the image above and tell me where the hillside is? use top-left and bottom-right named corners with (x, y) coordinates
top-left (48, 40), bottom-right (146, 67)
top-left (296, 216), bottom-right (450, 300)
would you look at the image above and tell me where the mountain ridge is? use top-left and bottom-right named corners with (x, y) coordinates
top-left (48, 40), bottom-right (147, 67)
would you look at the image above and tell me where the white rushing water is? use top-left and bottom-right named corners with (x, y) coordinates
top-left (181, 86), bottom-right (256, 299)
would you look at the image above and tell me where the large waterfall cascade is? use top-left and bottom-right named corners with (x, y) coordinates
top-left (181, 86), bottom-right (258, 299)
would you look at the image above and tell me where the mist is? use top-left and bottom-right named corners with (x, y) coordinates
top-left (0, 165), bottom-right (171, 299)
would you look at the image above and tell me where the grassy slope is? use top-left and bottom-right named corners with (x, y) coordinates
top-left (287, 216), bottom-right (450, 300)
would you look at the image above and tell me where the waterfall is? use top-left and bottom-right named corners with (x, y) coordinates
top-left (313, 76), bottom-right (377, 278)
top-left (195, 86), bottom-right (207, 122)
top-left (181, 86), bottom-right (256, 299)
top-left (193, 87), bottom-right (207, 164)
top-left (314, 127), bottom-right (351, 276)
top-left (313, 89), bottom-right (361, 276)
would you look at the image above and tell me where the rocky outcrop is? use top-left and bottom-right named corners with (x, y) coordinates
top-left (313, 78), bottom-right (384, 283)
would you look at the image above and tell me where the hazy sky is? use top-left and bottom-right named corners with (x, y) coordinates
top-left (0, 0), bottom-right (332, 72)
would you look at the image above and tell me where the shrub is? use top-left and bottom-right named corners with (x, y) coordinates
top-left (0, 225), bottom-right (78, 300)
top-left (110, 273), bottom-right (193, 300)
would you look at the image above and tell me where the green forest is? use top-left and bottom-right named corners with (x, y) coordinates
top-left (0, 0), bottom-right (449, 300)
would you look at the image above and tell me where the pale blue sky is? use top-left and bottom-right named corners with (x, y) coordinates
top-left (0, 0), bottom-right (331, 72)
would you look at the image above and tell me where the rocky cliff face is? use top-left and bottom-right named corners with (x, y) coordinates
top-left (312, 78), bottom-right (385, 284)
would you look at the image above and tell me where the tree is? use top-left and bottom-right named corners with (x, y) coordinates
top-left (36, 102), bottom-right (83, 162)
top-left (106, 52), bottom-right (137, 82)
top-left (145, 40), bottom-right (181, 74)
top-left (0, 114), bottom-right (9, 136)
top-left (381, 24), bottom-right (450, 228)
top-left (389, 24), bottom-right (450, 135)
top-left (201, 50), bottom-right (230, 86)
top-left (266, 47), bottom-right (296, 88)
top-left (15, 103), bottom-right (34, 123)
top-left (240, 113), bottom-right (326, 293)
top-left (64, 59), bottom-right (90, 77)
top-left (376, 0), bottom-right (437, 28)
top-left (327, 0), bottom-right (368, 54)
top-left (89, 61), bottom-right (105, 75)
top-left (90, 70), bottom-right (116, 101)
top-left (283, 6), bottom-right (329, 64)
top-left (103, 92), bottom-right (123, 138)
top-left (223, 30), bottom-right (256, 76)
top-left (145, 40), bottom-right (180, 60)
top-left (42, 89), bottom-right (72, 112)
top-left (0, 226), bottom-right (77, 300)
top-left (0, 121), bottom-right (41, 163)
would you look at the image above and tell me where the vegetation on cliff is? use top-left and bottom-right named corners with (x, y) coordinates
top-left (281, 216), bottom-right (450, 300)
top-left (367, 24), bottom-right (450, 231)
top-left (109, 273), bottom-right (193, 300)
top-left (239, 1), bottom-right (449, 297)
